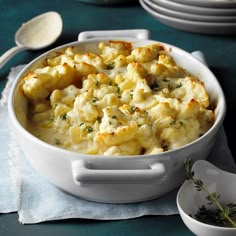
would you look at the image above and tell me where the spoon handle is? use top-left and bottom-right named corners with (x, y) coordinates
top-left (0, 45), bottom-right (27, 69)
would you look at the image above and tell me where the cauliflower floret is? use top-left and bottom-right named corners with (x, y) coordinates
top-left (99, 105), bottom-right (129, 131)
top-left (69, 126), bottom-right (89, 143)
top-left (135, 124), bottom-right (158, 151)
top-left (23, 68), bottom-right (59, 100)
top-left (99, 40), bottom-right (132, 65)
top-left (127, 44), bottom-right (163, 63)
top-left (177, 99), bottom-right (200, 119)
top-left (50, 85), bottom-right (80, 108)
top-left (149, 102), bottom-right (176, 122)
top-left (52, 104), bottom-right (71, 132)
top-left (160, 119), bottom-right (200, 150)
top-left (113, 54), bottom-right (127, 68)
top-left (23, 63), bottom-right (78, 101)
top-left (47, 54), bottom-right (75, 68)
top-left (96, 93), bottom-right (120, 111)
top-left (94, 122), bottom-right (138, 149)
top-left (74, 62), bottom-right (97, 78)
top-left (174, 76), bottom-right (210, 107)
top-left (68, 92), bottom-right (98, 123)
top-left (127, 62), bottom-right (148, 80)
top-left (74, 53), bottom-right (104, 70)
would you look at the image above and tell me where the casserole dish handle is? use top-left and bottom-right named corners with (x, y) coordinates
top-left (78, 29), bottom-right (150, 41)
top-left (72, 160), bottom-right (166, 184)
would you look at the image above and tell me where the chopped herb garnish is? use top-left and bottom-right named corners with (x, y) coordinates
top-left (54, 138), bottom-right (61, 145)
top-left (92, 97), bottom-right (99, 103)
top-left (169, 118), bottom-right (177, 126)
top-left (128, 106), bottom-right (136, 113)
top-left (60, 113), bottom-right (67, 121)
top-left (104, 63), bottom-right (114, 70)
top-left (115, 84), bottom-right (121, 98)
top-left (116, 84), bottom-right (120, 94)
top-left (97, 116), bottom-right (102, 123)
top-left (163, 78), bottom-right (170, 82)
top-left (140, 110), bottom-right (148, 117)
top-left (95, 80), bottom-right (100, 87)
top-left (85, 126), bottom-right (93, 133)
top-left (169, 119), bottom-right (184, 127)
top-left (176, 82), bottom-right (183, 88)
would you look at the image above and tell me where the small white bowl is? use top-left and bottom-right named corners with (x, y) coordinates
top-left (177, 160), bottom-right (236, 236)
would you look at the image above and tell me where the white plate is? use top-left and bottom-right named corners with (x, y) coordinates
top-left (144, 0), bottom-right (236, 22)
top-left (172, 0), bottom-right (236, 8)
top-left (177, 160), bottom-right (236, 236)
top-left (140, 0), bottom-right (236, 34)
top-left (151, 0), bottom-right (236, 16)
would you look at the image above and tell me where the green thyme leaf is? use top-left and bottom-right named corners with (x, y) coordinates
top-left (97, 116), bottom-right (102, 123)
top-left (92, 97), bottom-right (99, 103)
top-left (169, 118), bottom-right (177, 126)
top-left (176, 82), bottom-right (183, 88)
top-left (128, 106), bottom-right (136, 113)
top-left (86, 126), bottom-right (93, 133)
top-left (60, 113), bottom-right (67, 121)
top-left (162, 79), bottom-right (170, 82)
top-left (104, 62), bottom-right (114, 70)
top-left (54, 138), bottom-right (61, 145)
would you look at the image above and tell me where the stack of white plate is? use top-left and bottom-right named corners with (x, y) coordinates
top-left (139, 0), bottom-right (236, 34)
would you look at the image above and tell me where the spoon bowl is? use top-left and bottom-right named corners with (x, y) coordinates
top-left (0, 11), bottom-right (62, 69)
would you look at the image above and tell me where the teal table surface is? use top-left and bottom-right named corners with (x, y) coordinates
top-left (0, 0), bottom-right (236, 235)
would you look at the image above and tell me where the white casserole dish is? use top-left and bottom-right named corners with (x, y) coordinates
top-left (8, 30), bottom-right (226, 203)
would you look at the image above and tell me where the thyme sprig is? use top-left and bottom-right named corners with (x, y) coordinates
top-left (184, 159), bottom-right (236, 228)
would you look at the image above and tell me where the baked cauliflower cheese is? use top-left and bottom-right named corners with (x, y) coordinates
top-left (22, 40), bottom-right (215, 156)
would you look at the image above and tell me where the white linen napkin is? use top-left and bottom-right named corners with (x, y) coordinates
top-left (0, 80), bottom-right (18, 213)
top-left (0, 58), bottom-right (236, 224)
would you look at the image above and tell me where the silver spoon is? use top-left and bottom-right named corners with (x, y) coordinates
top-left (0, 11), bottom-right (63, 69)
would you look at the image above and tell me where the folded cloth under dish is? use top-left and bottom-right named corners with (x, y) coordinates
top-left (0, 61), bottom-right (236, 224)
